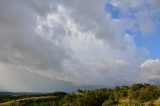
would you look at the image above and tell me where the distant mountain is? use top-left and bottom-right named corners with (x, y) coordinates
top-left (0, 92), bottom-right (16, 96)
top-left (0, 92), bottom-right (42, 96)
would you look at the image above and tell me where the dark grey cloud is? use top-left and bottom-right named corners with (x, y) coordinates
top-left (0, 0), bottom-right (71, 72)
top-left (0, 63), bottom-right (76, 92)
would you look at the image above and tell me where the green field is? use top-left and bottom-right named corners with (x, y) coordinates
top-left (0, 84), bottom-right (160, 106)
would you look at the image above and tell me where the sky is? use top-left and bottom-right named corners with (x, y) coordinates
top-left (0, 0), bottom-right (160, 92)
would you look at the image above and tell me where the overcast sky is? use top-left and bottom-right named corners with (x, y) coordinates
top-left (0, 0), bottom-right (160, 92)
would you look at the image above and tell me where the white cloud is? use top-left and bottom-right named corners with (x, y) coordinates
top-left (141, 59), bottom-right (160, 83)
top-left (109, 0), bottom-right (160, 36)
top-left (0, 0), bottom-right (158, 91)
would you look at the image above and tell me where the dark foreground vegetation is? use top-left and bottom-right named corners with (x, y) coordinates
top-left (0, 84), bottom-right (160, 106)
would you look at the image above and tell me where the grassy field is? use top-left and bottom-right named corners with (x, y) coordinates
top-left (0, 92), bottom-right (66, 106)
top-left (0, 96), bottom-right (55, 106)
top-left (0, 84), bottom-right (160, 106)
